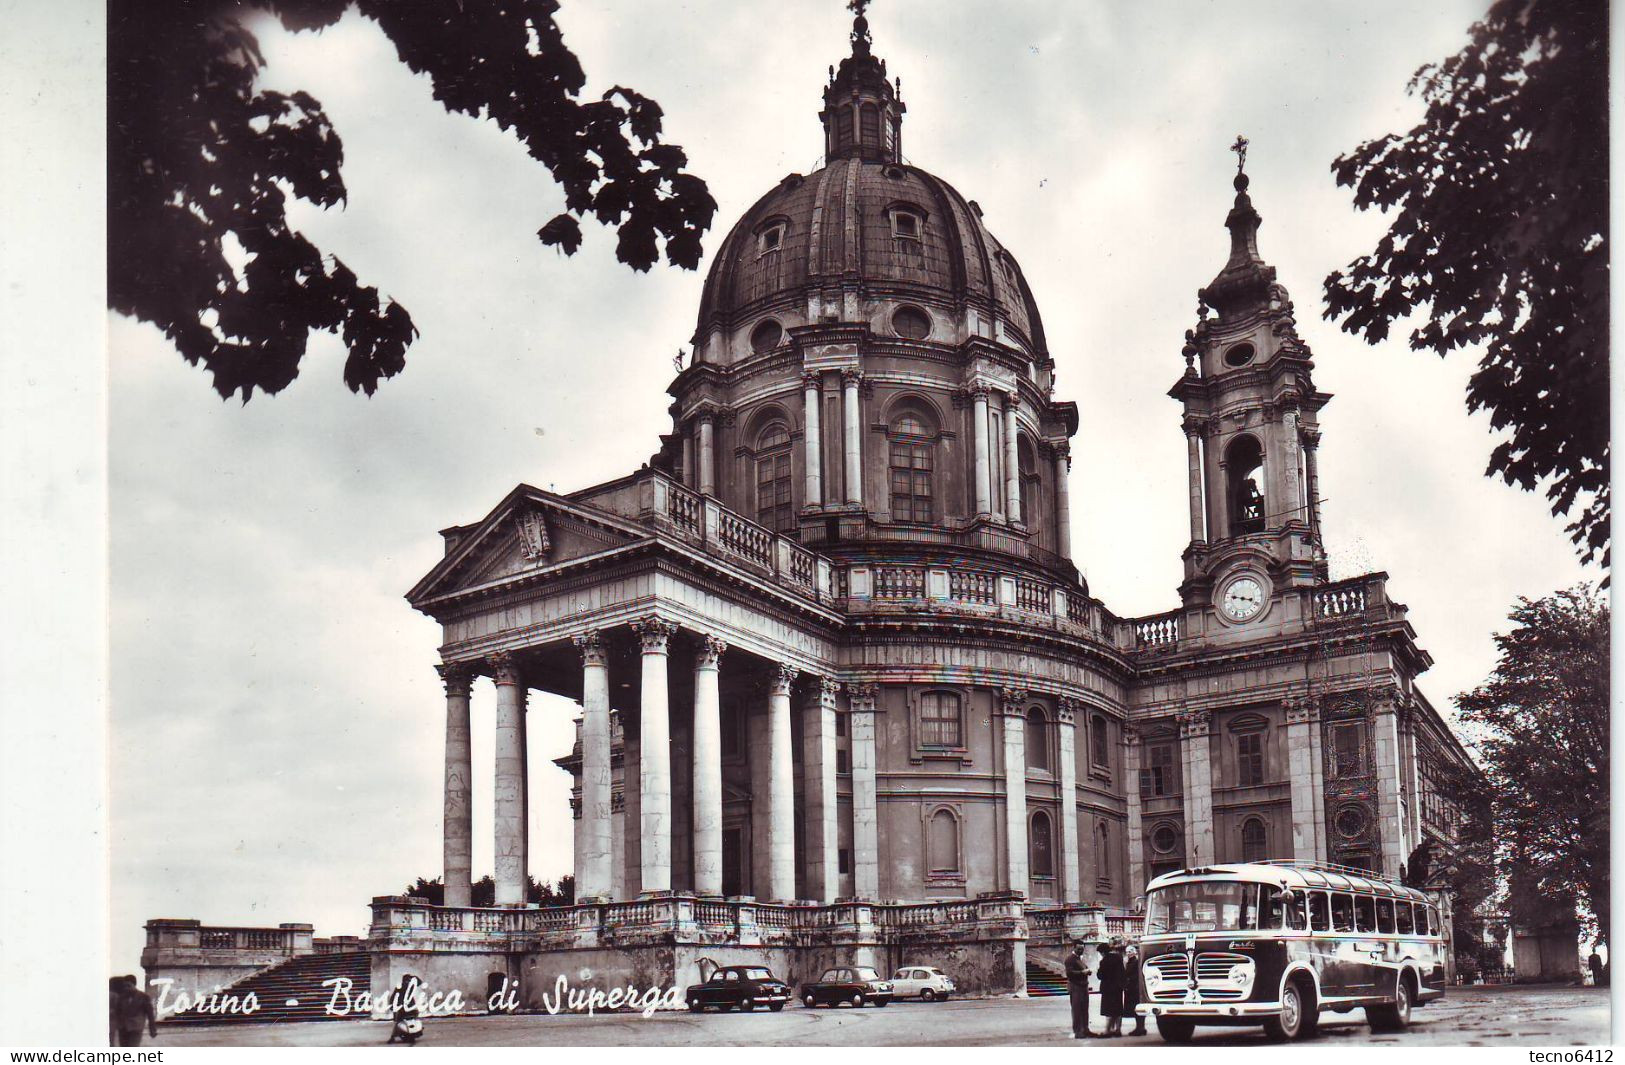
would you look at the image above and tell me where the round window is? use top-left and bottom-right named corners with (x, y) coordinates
top-left (750, 320), bottom-right (783, 353)
top-left (893, 305), bottom-right (932, 340)
top-left (1151, 824), bottom-right (1181, 855)
top-left (1223, 343), bottom-right (1256, 368)
top-left (1336, 806), bottom-right (1368, 840)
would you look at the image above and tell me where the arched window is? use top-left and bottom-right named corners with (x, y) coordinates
top-left (860, 103), bottom-right (880, 149)
top-left (888, 412), bottom-right (936, 523)
top-left (1026, 707), bottom-right (1051, 772)
top-left (836, 106), bottom-right (854, 148)
top-left (1242, 818), bottom-right (1268, 863)
top-left (1226, 435), bottom-right (1266, 535)
top-left (754, 421), bottom-right (793, 532)
top-left (1017, 435), bottom-right (1037, 525)
top-left (928, 808), bottom-right (960, 874)
top-left (1090, 713), bottom-right (1110, 769)
top-left (1031, 811), bottom-right (1055, 878)
top-left (919, 690), bottom-right (963, 748)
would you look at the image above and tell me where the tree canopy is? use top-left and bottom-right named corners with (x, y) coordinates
top-left (1450, 586), bottom-right (1609, 938)
top-left (404, 873), bottom-right (575, 907)
top-left (1323, 0), bottom-right (1608, 571)
top-left (109, 0), bottom-right (716, 401)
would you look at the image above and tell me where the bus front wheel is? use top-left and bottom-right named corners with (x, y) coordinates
top-left (1264, 980), bottom-right (1317, 1041)
top-left (1155, 1017), bottom-right (1195, 1043)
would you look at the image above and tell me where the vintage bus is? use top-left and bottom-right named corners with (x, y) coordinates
top-left (1135, 860), bottom-right (1447, 1042)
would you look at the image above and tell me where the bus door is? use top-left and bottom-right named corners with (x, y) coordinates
top-left (1322, 891), bottom-right (1358, 998)
top-left (1346, 893), bottom-right (1382, 995)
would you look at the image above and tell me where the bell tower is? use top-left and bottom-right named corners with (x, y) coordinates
top-left (1170, 139), bottom-right (1330, 625)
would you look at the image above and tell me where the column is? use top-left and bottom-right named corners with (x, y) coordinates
top-left (1053, 444), bottom-right (1073, 558)
top-left (1284, 696), bottom-right (1320, 862)
top-left (801, 677), bottom-right (840, 902)
top-left (1124, 726), bottom-right (1146, 897)
top-left (842, 368), bottom-right (863, 506)
top-left (632, 616), bottom-right (677, 893)
top-left (971, 385), bottom-right (992, 516)
top-left (1371, 688), bottom-right (1407, 878)
top-left (697, 413), bottom-right (716, 496)
top-left (1003, 395), bottom-right (1022, 523)
top-left (848, 683), bottom-right (881, 898)
top-left (802, 372), bottom-right (824, 508)
top-left (680, 432), bottom-right (693, 488)
top-left (767, 664), bottom-right (798, 902)
top-left (1056, 699), bottom-right (1081, 905)
top-left (1280, 406), bottom-right (1304, 523)
top-left (1183, 415), bottom-right (1207, 542)
top-left (691, 635), bottom-right (726, 896)
top-left (1303, 429), bottom-right (1323, 537)
top-left (999, 689), bottom-right (1029, 893)
top-left (1179, 709), bottom-right (1214, 866)
top-left (574, 632), bottom-right (613, 900)
top-left (438, 664), bottom-right (474, 909)
top-left (491, 652), bottom-right (528, 906)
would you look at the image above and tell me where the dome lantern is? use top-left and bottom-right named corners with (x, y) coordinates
top-left (820, 0), bottom-right (905, 163)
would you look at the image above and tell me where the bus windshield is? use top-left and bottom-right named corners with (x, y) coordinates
top-left (1146, 881), bottom-right (1263, 934)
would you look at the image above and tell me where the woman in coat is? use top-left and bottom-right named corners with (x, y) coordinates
top-left (1097, 940), bottom-right (1126, 1037)
top-left (1122, 946), bottom-right (1145, 1035)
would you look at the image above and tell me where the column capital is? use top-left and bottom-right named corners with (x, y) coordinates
top-left (1283, 694), bottom-right (1319, 724)
top-left (968, 381), bottom-right (992, 400)
top-left (632, 616), bottom-right (678, 654)
top-left (695, 633), bottom-right (728, 668)
top-left (436, 662), bottom-right (473, 696)
top-left (1002, 392), bottom-right (1020, 415)
top-left (1301, 428), bottom-right (1322, 449)
top-left (573, 630), bottom-right (608, 667)
top-left (998, 687), bottom-right (1029, 715)
top-left (847, 682), bottom-right (879, 711)
top-left (769, 663), bottom-right (797, 696)
top-left (1177, 708), bottom-right (1211, 738)
top-left (489, 652), bottom-right (523, 687)
top-left (1367, 682), bottom-right (1404, 713)
top-left (801, 370), bottom-right (822, 391)
top-left (840, 367), bottom-right (864, 388)
top-left (1055, 696), bottom-right (1081, 726)
top-left (1122, 723), bottom-right (1142, 747)
top-left (818, 675), bottom-right (842, 702)
top-left (1182, 413), bottom-right (1212, 438)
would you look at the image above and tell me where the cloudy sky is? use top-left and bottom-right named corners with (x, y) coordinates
top-left (108, 0), bottom-right (1595, 975)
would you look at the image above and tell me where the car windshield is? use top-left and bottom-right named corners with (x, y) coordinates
top-left (853, 967), bottom-right (881, 981)
top-left (739, 968), bottom-right (772, 981)
top-left (1146, 880), bottom-right (1263, 934)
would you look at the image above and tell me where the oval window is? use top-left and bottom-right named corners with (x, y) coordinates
top-left (1223, 343), bottom-right (1256, 368)
top-left (892, 306), bottom-right (931, 340)
top-left (1336, 806), bottom-right (1368, 839)
top-left (1151, 824), bottom-right (1181, 854)
top-left (750, 320), bottom-right (783, 353)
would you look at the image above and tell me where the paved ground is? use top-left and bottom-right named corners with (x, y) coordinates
top-left (155, 984), bottom-right (1609, 1048)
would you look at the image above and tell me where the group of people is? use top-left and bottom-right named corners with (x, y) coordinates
top-left (1064, 939), bottom-right (1145, 1039)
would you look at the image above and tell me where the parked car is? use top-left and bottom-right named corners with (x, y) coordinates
top-left (684, 965), bottom-right (791, 1012)
top-left (890, 966), bottom-right (956, 1001)
top-left (800, 966), bottom-right (894, 1008)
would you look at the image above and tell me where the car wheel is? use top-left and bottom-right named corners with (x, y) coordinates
top-left (1265, 979), bottom-right (1317, 1041)
top-left (769, 1003), bottom-right (785, 1013)
top-left (850, 992), bottom-right (865, 1008)
top-left (739, 998), bottom-right (755, 1012)
top-left (876, 997), bottom-right (889, 1008)
top-left (921, 988), bottom-right (936, 1002)
top-left (1156, 1017), bottom-right (1195, 1043)
top-left (687, 999), bottom-right (702, 1013)
top-left (804, 993), bottom-right (817, 1008)
top-left (1368, 976), bottom-right (1412, 1032)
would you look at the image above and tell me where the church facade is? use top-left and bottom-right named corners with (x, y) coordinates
top-left (393, 10), bottom-right (1473, 1002)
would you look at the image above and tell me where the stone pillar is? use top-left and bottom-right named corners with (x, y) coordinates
top-left (1057, 698), bottom-right (1081, 905)
top-left (1303, 429), bottom-right (1323, 538)
top-left (1179, 709), bottom-right (1214, 866)
top-left (697, 413), bottom-right (716, 496)
top-left (1281, 406), bottom-right (1304, 523)
top-left (842, 368), bottom-right (863, 506)
top-left (1371, 687), bottom-right (1407, 878)
top-left (1053, 444), bottom-right (1073, 559)
top-left (1183, 415), bottom-right (1207, 542)
top-left (1000, 688), bottom-right (1029, 894)
top-left (437, 664), bottom-right (474, 909)
top-left (971, 385), bottom-right (992, 516)
top-left (1124, 726), bottom-right (1146, 897)
top-left (574, 631), bottom-right (613, 900)
top-left (1003, 395), bottom-right (1022, 523)
top-left (767, 664), bottom-right (798, 902)
top-left (803, 372), bottom-right (823, 508)
top-left (491, 652), bottom-right (528, 906)
top-left (848, 683), bottom-right (881, 898)
top-left (988, 397), bottom-right (1006, 522)
top-left (802, 676), bottom-right (840, 902)
top-left (691, 635), bottom-right (726, 897)
top-left (680, 432), bottom-right (693, 489)
top-left (1284, 695), bottom-right (1322, 862)
top-left (632, 616), bottom-right (677, 893)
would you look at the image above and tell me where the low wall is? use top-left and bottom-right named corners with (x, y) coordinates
top-left (140, 919), bottom-right (315, 1017)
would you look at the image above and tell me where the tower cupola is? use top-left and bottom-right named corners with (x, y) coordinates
top-left (820, 1), bottom-right (904, 162)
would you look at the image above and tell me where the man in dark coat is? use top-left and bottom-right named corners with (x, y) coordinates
top-left (1064, 941), bottom-right (1094, 1038)
top-left (109, 976), bottom-right (157, 1047)
top-left (1122, 946), bottom-right (1146, 1035)
top-left (1097, 940), bottom-right (1126, 1037)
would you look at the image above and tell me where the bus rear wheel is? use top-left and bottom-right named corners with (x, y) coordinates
top-left (1368, 974), bottom-right (1413, 1032)
top-left (1155, 1017), bottom-right (1195, 1043)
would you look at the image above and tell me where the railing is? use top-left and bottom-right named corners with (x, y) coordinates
top-left (1015, 578), bottom-right (1049, 614)
top-left (1105, 912), bottom-right (1146, 939)
top-left (666, 481), bottom-right (702, 535)
top-left (950, 569), bottom-right (997, 605)
top-left (786, 544), bottom-right (817, 589)
top-left (879, 901), bottom-right (978, 928)
top-left (716, 509), bottom-right (774, 568)
top-left (1028, 909), bottom-right (1065, 934)
top-left (873, 566), bottom-right (925, 599)
top-left (194, 928), bottom-right (293, 951)
top-left (694, 901), bottom-right (733, 929)
top-left (1313, 578), bottom-right (1369, 619)
top-left (754, 906), bottom-right (792, 931)
top-left (1066, 591), bottom-right (1090, 626)
top-left (1135, 611), bottom-right (1180, 650)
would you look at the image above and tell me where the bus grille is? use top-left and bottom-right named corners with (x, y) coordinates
top-left (1194, 952), bottom-right (1253, 1001)
top-left (1145, 953), bottom-right (1190, 1001)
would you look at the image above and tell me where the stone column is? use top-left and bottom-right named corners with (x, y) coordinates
top-left (1371, 687), bottom-right (1407, 878)
top-left (573, 631), bottom-right (613, 900)
top-left (803, 372), bottom-right (823, 508)
top-left (1281, 406), bottom-right (1304, 523)
top-left (1053, 444), bottom-right (1073, 558)
top-left (1003, 395), bottom-right (1022, 523)
top-left (1179, 709), bottom-right (1215, 866)
top-left (632, 617), bottom-right (677, 893)
top-left (842, 368), bottom-right (863, 506)
top-left (691, 635), bottom-right (726, 897)
top-left (767, 664), bottom-right (798, 902)
top-left (999, 688), bottom-right (1029, 894)
top-left (1056, 698), bottom-right (1081, 905)
top-left (1303, 429), bottom-right (1323, 537)
top-left (1124, 726), bottom-right (1146, 897)
top-left (802, 676), bottom-right (840, 902)
top-left (848, 683), bottom-right (881, 899)
top-left (697, 413), bottom-right (716, 496)
top-left (680, 432), bottom-right (694, 489)
top-left (438, 664), bottom-right (474, 909)
top-left (971, 384), bottom-right (992, 516)
top-left (491, 652), bottom-right (529, 906)
top-left (1183, 415), bottom-right (1207, 542)
top-left (1284, 695), bottom-right (1321, 862)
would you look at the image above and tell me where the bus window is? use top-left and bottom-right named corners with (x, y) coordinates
top-left (1376, 897), bottom-right (1395, 934)
top-left (1283, 891), bottom-right (1307, 930)
top-left (1241, 886), bottom-right (1261, 930)
top-left (1308, 891), bottom-right (1330, 932)
top-left (1354, 895), bottom-right (1376, 933)
top-left (1395, 900), bottom-right (1414, 934)
top-left (1428, 905), bottom-right (1440, 936)
top-left (1330, 893), bottom-right (1354, 932)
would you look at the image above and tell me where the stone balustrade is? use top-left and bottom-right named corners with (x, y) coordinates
top-left (1311, 573), bottom-right (1389, 620)
top-left (145, 919), bottom-right (314, 956)
top-left (1132, 610), bottom-right (1180, 651)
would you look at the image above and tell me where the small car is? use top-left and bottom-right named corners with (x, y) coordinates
top-left (799, 966), bottom-right (894, 1008)
top-left (684, 965), bottom-right (792, 1012)
top-left (890, 965), bottom-right (956, 1001)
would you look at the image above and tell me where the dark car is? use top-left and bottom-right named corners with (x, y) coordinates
top-left (799, 966), bottom-right (894, 1008)
top-left (685, 965), bottom-right (791, 1012)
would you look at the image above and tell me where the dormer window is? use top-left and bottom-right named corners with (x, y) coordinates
top-left (889, 207), bottom-right (923, 241)
top-left (757, 222), bottom-right (786, 256)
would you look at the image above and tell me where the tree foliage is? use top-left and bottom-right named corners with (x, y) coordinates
top-left (1427, 766), bottom-right (1504, 975)
top-left (1323, 0), bottom-right (1609, 571)
top-left (109, 0), bottom-right (716, 401)
top-left (404, 873), bottom-right (575, 907)
top-left (1452, 586), bottom-right (1609, 938)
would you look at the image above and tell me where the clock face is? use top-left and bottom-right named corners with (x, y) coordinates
top-left (1221, 576), bottom-right (1266, 621)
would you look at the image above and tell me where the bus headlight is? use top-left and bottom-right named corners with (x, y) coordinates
top-left (1228, 966), bottom-right (1252, 987)
top-left (1145, 970), bottom-right (1162, 990)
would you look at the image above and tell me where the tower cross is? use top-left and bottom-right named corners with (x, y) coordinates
top-left (848, 0), bottom-right (869, 17)
top-left (1230, 134), bottom-right (1250, 174)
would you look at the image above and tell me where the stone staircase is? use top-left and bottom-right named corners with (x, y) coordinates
top-left (1025, 957), bottom-right (1068, 997)
top-left (162, 951), bottom-right (371, 1027)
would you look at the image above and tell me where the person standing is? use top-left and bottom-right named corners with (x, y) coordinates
top-left (1589, 948), bottom-right (1606, 987)
top-left (386, 973), bottom-right (424, 1045)
top-left (110, 975), bottom-right (157, 1047)
top-left (1097, 939), bottom-right (1126, 1037)
top-left (1122, 946), bottom-right (1146, 1035)
top-left (1064, 940), bottom-right (1094, 1038)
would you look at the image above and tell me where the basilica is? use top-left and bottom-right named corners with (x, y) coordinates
top-left (384, 8), bottom-right (1475, 1003)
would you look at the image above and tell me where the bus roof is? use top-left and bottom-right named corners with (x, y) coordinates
top-left (1144, 860), bottom-right (1435, 903)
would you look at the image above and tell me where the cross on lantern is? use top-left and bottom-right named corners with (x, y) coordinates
top-left (1231, 134), bottom-right (1250, 174)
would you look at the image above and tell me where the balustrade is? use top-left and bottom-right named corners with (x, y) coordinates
top-left (1135, 612), bottom-right (1179, 650)
top-left (950, 569), bottom-right (997, 604)
top-left (716, 510), bottom-right (774, 567)
top-left (1014, 578), bottom-right (1049, 613)
top-left (1313, 580), bottom-right (1369, 618)
top-left (873, 566), bottom-right (925, 599)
